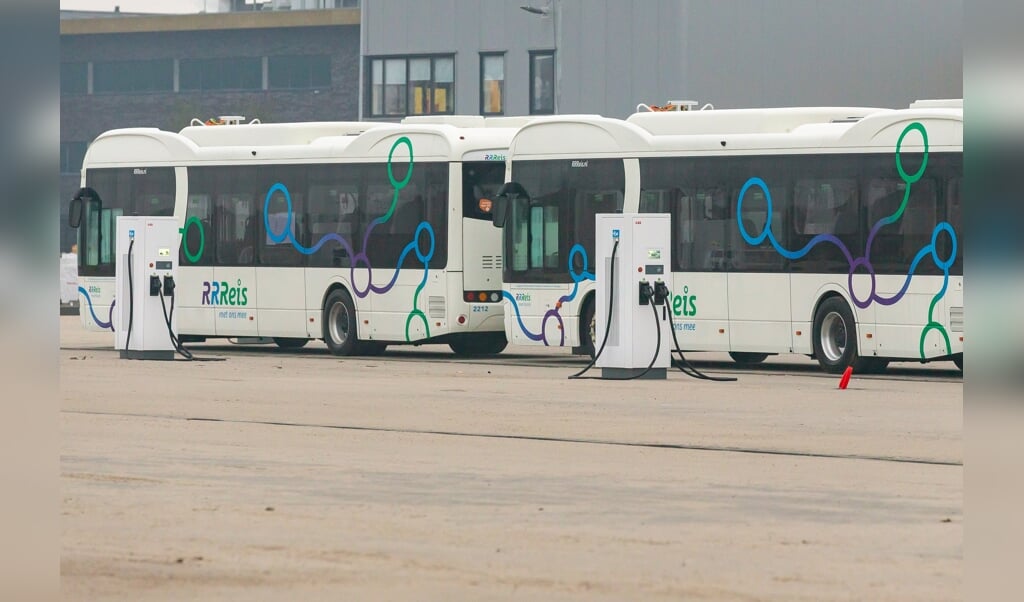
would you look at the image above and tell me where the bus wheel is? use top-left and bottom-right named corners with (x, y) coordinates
top-left (812, 296), bottom-right (862, 374)
top-left (579, 298), bottom-right (596, 359)
top-left (729, 352), bottom-right (768, 365)
top-left (449, 332), bottom-right (508, 356)
top-left (323, 288), bottom-right (359, 356)
top-left (953, 353), bottom-right (963, 372)
top-left (273, 337), bottom-right (308, 350)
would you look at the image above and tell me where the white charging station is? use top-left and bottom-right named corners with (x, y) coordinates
top-left (115, 216), bottom-right (180, 360)
top-left (594, 213), bottom-right (673, 379)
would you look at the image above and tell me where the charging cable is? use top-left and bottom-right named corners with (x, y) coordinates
top-left (565, 239), bottom-right (618, 376)
top-left (568, 240), bottom-right (617, 379)
top-left (157, 278), bottom-right (226, 362)
top-left (569, 241), bottom-right (664, 381)
top-left (124, 238), bottom-right (135, 353)
top-left (666, 289), bottom-right (736, 382)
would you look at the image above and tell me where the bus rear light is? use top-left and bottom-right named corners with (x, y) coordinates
top-left (866, 333), bottom-right (873, 339)
top-left (719, 329), bottom-right (725, 334)
top-left (457, 315), bottom-right (466, 325)
top-left (795, 330), bottom-right (802, 336)
top-left (464, 290), bottom-right (503, 303)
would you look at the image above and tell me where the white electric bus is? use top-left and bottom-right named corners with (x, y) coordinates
top-left (68, 116), bottom-right (527, 356)
top-left (492, 101), bottom-right (963, 373)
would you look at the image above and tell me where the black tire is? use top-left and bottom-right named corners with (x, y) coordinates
top-left (953, 353), bottom-right (963, 372)
top-left (273, 337), bottom-right (309, 350)
top-left (729, 351), bottom-right (769, 365)
top-left (322, 288), bottom-right (360, 356)
top-left (579, 297), bottom-right (596, 359)
top-left (812, 296), bottom-right (865, 374)
top-left (449, 332), bottom-right (508, 356)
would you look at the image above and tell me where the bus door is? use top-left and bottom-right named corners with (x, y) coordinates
top-left (255, 168), bottom-right (306, 339)
top-left (728, 180), bottom-right (792, 353)
top-left (642, 186), bottom-right (732, 352)
top-left (176, 190), bottom-right (216, 336)
top-left (211, 185), bottom-right (259, 338)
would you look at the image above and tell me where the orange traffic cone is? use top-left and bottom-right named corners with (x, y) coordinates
top-left (838, 365), bottom-right (853, 389)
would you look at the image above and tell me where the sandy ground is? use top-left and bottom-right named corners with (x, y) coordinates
top-left (60, 317), bottom-right (962, 601)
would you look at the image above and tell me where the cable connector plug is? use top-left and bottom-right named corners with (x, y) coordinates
top-left (653, 280), bottom-right (669, 305)
top-left (638, 280), bottom-right (653, 305)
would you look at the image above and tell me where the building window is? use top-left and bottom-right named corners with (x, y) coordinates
top-left (529, 50), bottom-right (555, 115)
top-left (93, 59), bottom-right (173, 94)
top-left (367, 55), bottom-right (455, 118)
top-left (480, 53), bottom-right (505, 115)
top-left (268, 55), bottom-right (331, 89)
top-left (60, 142), bottom-right (88, 174)
top-left (180, 57), bottom-right (263, 91)
top-left (60, 63), bottom-right (88, 95)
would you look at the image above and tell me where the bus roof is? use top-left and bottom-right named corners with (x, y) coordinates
top-left (83, 119), bottom-right (526, 168)
top-left (178, 121), bottom-right (386, 147)
top-left (506, 104), bottom-right (962, 159)
top-left (626, 106), bottom-right (891, 136)
top-left (508, 115), bottom-right (653, 157)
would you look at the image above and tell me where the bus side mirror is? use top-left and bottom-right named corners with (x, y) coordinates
top-left (68, 188), bottom-right (91, 229)
top-left (68, 198), bottom-right (82, 229)
top-left (491, 195), bottom-right (508, 228)
top-left (492, 182), bottom-right (528, 229)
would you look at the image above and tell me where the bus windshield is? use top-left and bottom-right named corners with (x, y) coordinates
top-left (503, 158), bottom-right (624, 283)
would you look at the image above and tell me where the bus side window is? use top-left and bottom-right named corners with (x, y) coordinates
top-left (216, 195), bottom-right (254, 267)
top-left (180, 194), bottom-right (213, 266)
top-left (691, 188), bottom-right (729, 271)
top-left (792, 178), bottom-right (858, 273)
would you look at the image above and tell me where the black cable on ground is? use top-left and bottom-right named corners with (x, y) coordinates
top-left (158, 285), bottom-right (226, 362)
top-left (570, 241), bottom-right (666, 381)
top-left (666, 292), bottom-right (736, 382)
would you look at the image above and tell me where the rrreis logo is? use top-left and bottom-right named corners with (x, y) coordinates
top-left (202, 280), bottom-right (249, 306)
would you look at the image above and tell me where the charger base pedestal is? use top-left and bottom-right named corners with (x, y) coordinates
top-left (601, 367), bottom-right (667, 380)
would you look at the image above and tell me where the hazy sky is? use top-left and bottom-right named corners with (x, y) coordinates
top-left (61, 0), bottom-right (210, 13)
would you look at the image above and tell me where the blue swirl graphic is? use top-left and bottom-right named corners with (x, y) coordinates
top-left (78, 286), bottom-right (115, 331)
top-left (504, 243), bottom-right (595, 346)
